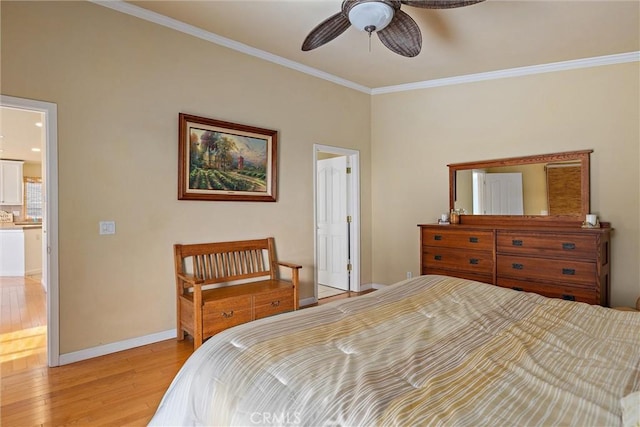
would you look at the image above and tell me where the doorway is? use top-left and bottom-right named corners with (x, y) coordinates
top-left (313, 145), bottom-right (360, 302)
top-left (1, 95), bottom-right (59, 366)
top-left (472, 170), bottom-right (524, 215)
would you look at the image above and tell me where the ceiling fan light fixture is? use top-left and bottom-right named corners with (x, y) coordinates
top-left (348, 2), bottom-right (394, 33)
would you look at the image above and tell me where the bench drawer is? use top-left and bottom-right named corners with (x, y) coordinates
top-left (422, 228), bottom-right (494, 251)
top-left (203, 296), bottom-right (252, 336)
top-left (497, 231), bottom-right (597, 260)
top-left (254, 288), bottom-right (293, 320)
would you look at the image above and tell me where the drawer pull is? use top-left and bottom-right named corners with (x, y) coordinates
top-left (512, 287), bottom-right (524, 291)
top-left (469, 258), bottom-right (479, 265)
top-left (434, 255), bottom-right (442, 261)
top-left (512, 240), bottom-right (523, 246)
top-left (271, 300), bottom-right (281, 307)
top-left (562, 268), bottom-right (576, 275)
top-left (562, 242), bottom-right (576, 250)
top-left (222, 310), bottom-right (234, 318)
top-left (562, 294), bottom-right (576, 301)
top-left (434, 235), bottom-right (442, 241)
top-left (469, 237), bottom-right (479, 243)
top-left (512, 263), bottom-right (524, 270)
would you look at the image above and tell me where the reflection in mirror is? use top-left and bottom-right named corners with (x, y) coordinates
top-left (449, 150), bottom-right (591, 223)
top-left (454, 161), bottom-right (581, 216)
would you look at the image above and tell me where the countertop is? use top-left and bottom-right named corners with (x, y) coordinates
top-left (0, 222), bottom-right (42, 230)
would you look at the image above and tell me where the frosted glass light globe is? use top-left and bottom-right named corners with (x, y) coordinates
top-left (348, 2), bottom-right (394, 33)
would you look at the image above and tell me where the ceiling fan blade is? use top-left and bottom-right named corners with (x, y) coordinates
top-left (377, 10), bottom-right (421, 57)
top-left (302, 12), bottom-right (351, 51)
top-left (401, 0), bottom-right (485, 9)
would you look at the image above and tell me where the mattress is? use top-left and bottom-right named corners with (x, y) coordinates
top-left (150, 275), bottom-right (640, 426)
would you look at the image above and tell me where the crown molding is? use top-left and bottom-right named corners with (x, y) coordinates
top-left (90, 0), bottom-right (372, 94)
top-left (91, 1), bottom-right (638, 96)
top-left (372, 51), bottom-right (640, 95)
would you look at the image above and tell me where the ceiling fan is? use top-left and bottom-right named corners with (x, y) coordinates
top-left (302, 0), bottom-right (485, 58)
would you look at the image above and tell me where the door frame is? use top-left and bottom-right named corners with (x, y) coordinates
top-left (313, 144), bottom-right (360, 301)
top-left (1, 95), bottom-right (59, 367)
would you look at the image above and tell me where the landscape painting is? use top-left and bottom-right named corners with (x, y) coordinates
top-left (178, 114), bottom-right (277, 202)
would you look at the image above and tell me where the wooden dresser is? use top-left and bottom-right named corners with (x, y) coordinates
top-left (419, 224), bottom-right (611, 306)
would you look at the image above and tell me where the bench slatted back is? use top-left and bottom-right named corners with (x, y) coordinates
top-left (175, 238), bottom-right (277, 286)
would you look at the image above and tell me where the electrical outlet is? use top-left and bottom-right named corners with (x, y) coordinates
top-left (406, 271), bottom-right (412, 279)
top-left (99, 221), bottom-right (116, 235)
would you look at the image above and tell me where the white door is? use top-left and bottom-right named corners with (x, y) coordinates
top-left (316, 156), bottom-right (349, 290)
top-left (484, 173), bottom-right (524, 215)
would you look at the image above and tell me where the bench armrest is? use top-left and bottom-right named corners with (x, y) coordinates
top-left (276, 261), bottom-right (302, 270)
top-left (177, 273), bottom-right (204, 286)
top-left (276, 261), bottom-right (301, 310)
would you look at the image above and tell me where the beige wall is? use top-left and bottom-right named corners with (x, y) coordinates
top-left (372, 62), bottom-right (640, 307)
top-left (1, 1), bottom-right (372, 353)
top-left (2, 2), bottom-right (638, 356)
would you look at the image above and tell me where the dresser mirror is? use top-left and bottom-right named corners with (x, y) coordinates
top-left (449, 150), bottom-right (592, 225)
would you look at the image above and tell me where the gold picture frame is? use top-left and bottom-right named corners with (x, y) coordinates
top-left (178, 113), bottom-right (277, 202)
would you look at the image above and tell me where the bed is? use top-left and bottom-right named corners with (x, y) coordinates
top-left (149, 275), bottom-right (640, 426)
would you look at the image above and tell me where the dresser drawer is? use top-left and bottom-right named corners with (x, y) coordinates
top-left (497, 278), bottom-right (599, 305)
top-left (497, 255), bottom-right (595, 286)
top-left (422, 228), bottom-right (494, 251)
top-left (497, 231), bottom-right (597, 260)
top-left (423, 246), bottom-right (493, 275)
top-left (254, 288), bottom-right (293, 320)
top-left (203, 296), bottom-right (252, 336)
top-left (422, 267), bottom-right (493, 285)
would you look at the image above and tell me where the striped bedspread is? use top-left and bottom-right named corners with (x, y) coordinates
top-left (150, 275), bottom-right (640, 426)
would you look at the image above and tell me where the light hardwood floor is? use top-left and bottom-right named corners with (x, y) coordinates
top-left (318, 284), bottom-right (347, 299)
top-left (0, 277), bottom-right (372, 425)
top-left (0, 276), bottom-right (194, 426)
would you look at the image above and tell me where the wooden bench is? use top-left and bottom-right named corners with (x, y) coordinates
top-left (174, 237), bottom-right (301, 349)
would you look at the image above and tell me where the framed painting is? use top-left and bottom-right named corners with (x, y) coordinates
top-left (178, 113), bottom-right (277, 202)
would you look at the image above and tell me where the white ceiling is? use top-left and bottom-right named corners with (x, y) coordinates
top-left (125, 0), bottom-right (639, 89)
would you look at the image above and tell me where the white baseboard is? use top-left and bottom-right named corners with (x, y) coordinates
top-left (58, 287), bottom-right (387, 365)
top-left (352, 282), bottom-right (384, 292)
top-left (371, 283), bottom-right (388, 290)
top-left (299, 296), bottom-right (317, 307)
top-left (2, 270), bottom-right (24, 276)
top-left (59, 329), bottom-right (177, 365)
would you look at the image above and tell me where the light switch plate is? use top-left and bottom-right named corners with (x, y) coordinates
top-left (99, 221), bottom-right (116, 235)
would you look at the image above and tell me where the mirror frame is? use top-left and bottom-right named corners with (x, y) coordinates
top-left (449, 150), bottom-right (592, 226)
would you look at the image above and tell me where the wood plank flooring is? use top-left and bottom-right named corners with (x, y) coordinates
top-left (0, 277), bottom-right (372, 425)
top-left (0, 276), bottom-right (194, 426)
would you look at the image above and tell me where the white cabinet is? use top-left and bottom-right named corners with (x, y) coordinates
top-left (24, 227), bottom-right (43, 276)
top-left (0, 226), bottom-right (42, 277)
top-left (0, 160), bottom-right (24, 205)
top-left (0, 229), bottom-right (25, 276)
